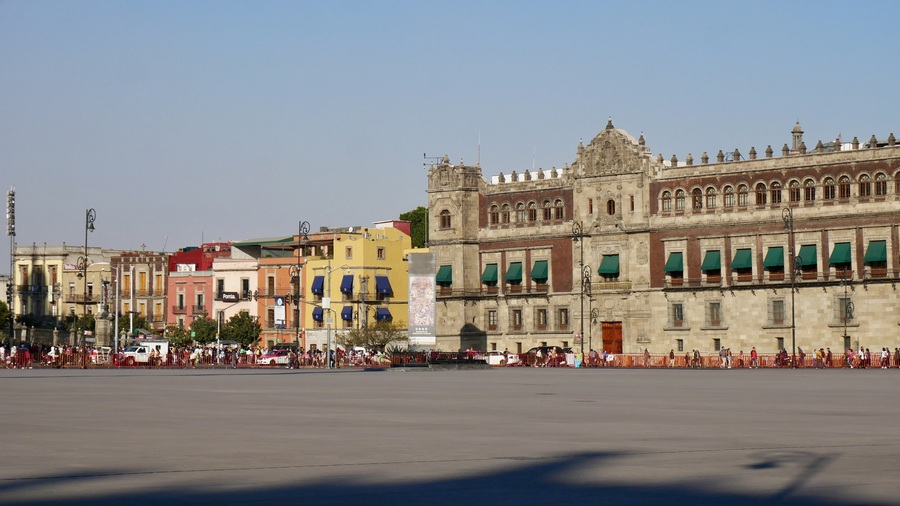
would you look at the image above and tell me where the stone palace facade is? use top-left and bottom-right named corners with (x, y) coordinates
top-left (427, 119), bottom-right (900, 356)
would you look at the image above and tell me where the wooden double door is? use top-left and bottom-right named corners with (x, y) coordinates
top-left (601, 322), bottom-right (623, 354)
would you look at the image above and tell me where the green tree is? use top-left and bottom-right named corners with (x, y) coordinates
top-left (65, 313), bottom-right (95, 333)
top-left (117, 313), bottom-right (149, 336)
top-left (0, 301), bottom-right (11, 328)
top-left (190, 313), bottom-right (218, 344)
top-left (221, 311), bottom-right (261, 348)
top-left (338, 319), bottom-right (408, 352)
top-left (399, 206), bottom-right (428, 248)
top-left (165, 325), bottom-right (191, 346)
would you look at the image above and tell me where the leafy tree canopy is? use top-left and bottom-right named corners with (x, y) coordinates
top-left (190, 313), bottom-right (218, 345)
top-left (338, 319), bottom-right (408, 352)
top-left (0, 301), bottom-right (10, 327)
top-left (221, 311), bottom-right (261, 348)
top-left (165, 325), bottom-right (191, 346)
top-left (399, 206), bottom-right (428, 248)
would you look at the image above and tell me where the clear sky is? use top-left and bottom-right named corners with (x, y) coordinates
top-left (2, 0), bottom-right (899, 269)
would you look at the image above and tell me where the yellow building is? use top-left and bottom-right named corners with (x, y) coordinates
top-left (302, 221), bottom-right (412, 351)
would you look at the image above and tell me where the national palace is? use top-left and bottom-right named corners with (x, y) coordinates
top-left (426, 119), bottom-right (899, 356)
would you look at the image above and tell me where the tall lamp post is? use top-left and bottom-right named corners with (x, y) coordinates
top-left (6, 187), bottom-right (15, 351)
top-left (80, 209), bottom-right (96, 360)
top-left (782, 208), bottom-right (801, 369)
top-left (572, 221), bottom-right (592, 357)
top-left (293, 220), bottom-right (310, 351)
top-left (840, 270), bottom-right (855, 351)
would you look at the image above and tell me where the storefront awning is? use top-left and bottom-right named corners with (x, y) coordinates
top-left (312, 306), bottom-right (324, 322)
top-left (864, 240), bottom-right (887, 263)
top-left (664, 252), bottom-right (683, 273)
top-left (505, 262), bottom-right (523, 282)
top-left (701, 250), bottom-right (721, 271)
top-left (341, 306), bottom-right (353, 322)
top-left (375, 276), bottom-right (393, 296)
top-left (731, 248), bottom-right (752, 270)
top-left (763, 247), bottom-right (784, 268)
top-left (375, 307), bottom-right (392, 321)
top-left (598, 255), bottom-right (620, 275)
top-left (340, 274), bottom-right (354, 294)
top-left (798, 245), bottom-right (817, 267)
top-left (311, 275), bottom-right (325, 295)
top-left (531, 260), bottom-right (548, 283)
top-left (481, 263), bottom-right (498, 284)
top-left (828, 243), bottom-right (851, 265)
top-left (436, 265), bottom-right (453, 287)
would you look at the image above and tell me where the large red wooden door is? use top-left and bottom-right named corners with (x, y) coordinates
top-left (601, 322), bottom-right (623, 354)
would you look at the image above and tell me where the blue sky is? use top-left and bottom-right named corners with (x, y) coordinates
top-left (2, 1), bottom-right (899, 268)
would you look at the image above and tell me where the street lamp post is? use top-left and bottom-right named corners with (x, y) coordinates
top-left (782, 207), bottom-right (801, 369)
top-left (6, 187), bottom-right (15, 352)
top-left (572, 221), bottom-right (592, 357)
top-left (581, 265), bottom-right (592, 359)
top-left (840, 270), bottom-right (855, 351)
top-left (293, 220), bottom-right (310, 351)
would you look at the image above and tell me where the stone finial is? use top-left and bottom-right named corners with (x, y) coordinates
top-left (815, 140), bottom-right (824, 153)
top-left (578, 139), bottom-right (584, 154)
top-left (498, 173), bottom-right (505, 183)
top-left (537, 169), bottom-right (545, 180)
top-left (686, 153), bottom-right (693, 166)
top-left (851, 136), bottom-right (860, 150)
top-left (701, 152), bottom-right (709, 164)
top-left (670, 154), bottom-right (678, 166)
top-left (870, 134), bottom-right (878, 148)
top-left (834, 138), bottom-right (842, 152)
top-left (782, 144), bottom-right (790, 156)
top-left (442, 154), bottom-right (450, 164)
top-left (510, 171), bottom-right (518, 182)
top-left (524, 170), bottom-right (532, 181)
top-left (638, 132), bottom-right (645, 146)
top-left (606, 117), bottom-right (615, 130)
top-left (460, 158), bottom-right (465, 166)
top-left (657, 154), bottom-right (664, 165)
top-left (888, 133), bottom-right (896, 146)
top-left (765, 145), bottom-right (773, 158)
top-left (733, 148), bottom-right (741, 161)
top-left (716, 150), bottom-right (725, 163)
top-left (550, 167), bottom-right (558, 178)
top-left (799, 142), bottom-right (807, 154)
top-left (749, 147), bottom-right (757, 160)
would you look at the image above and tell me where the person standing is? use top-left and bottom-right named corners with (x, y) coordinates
top-left (750, 347), bottom-right (758, 369)
top-left (668, 349), bottom-right (675, 368)
top-left (644, 348), bottom-right (651, 368)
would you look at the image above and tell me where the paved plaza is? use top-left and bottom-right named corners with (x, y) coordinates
top-left (1, 367), bottom-right (898, 505)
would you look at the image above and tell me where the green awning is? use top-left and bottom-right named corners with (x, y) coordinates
top-left (864, 240), bottom-right (887, 263)
top-left (436, 265), bottom-right (452, 286)
top-left (664, 252), bottom-right (683, 273)
top-left (763, 247), bottom-right (784, 268)
top-left (701, 250), bottom-right (721, 271)
top-left (797, 245), bottom-right (817, 267)
top-left (504, 262), bottom-right (523, 282)
top-left (481, 263), bottom-right (498, 284)
top-left (828, 243), bottom-right (852, 265)
top-left (598, 254), bottom-right (620, 275)
top-left (530, 260), bottom-right (548, 283)
top-left (731, 249), bottom-right (752, 270)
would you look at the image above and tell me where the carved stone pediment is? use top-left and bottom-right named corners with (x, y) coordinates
top-left (577, 121), bottom-right (646, 176)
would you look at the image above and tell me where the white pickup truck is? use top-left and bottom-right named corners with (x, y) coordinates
top-left (122, 341), bottom-right (170, 366)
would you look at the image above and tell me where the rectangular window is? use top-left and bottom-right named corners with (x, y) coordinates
top-left (242, 278), bottom-right (250, 299)
top-left (713, 338), bottom-right (721, 351)
top-left (838, 297), bottom-right (853, 324)
top-left (377, 247), bottom-right (385, 260)
top-left (771, 299), bottom-right (785, 326)
top-left (536, 308), bottom-right (547, 330)
top-left (487, 310), bottom-right (498, 331)
top-left (707, 302), bottom-right (721, 327)
top-left (123, 274), bottom-right (131, 296)
top-left (676, 339), bottom-right (684, 352)
top-left (216, 278), bottom-right (225, 299)
top-left (511, 309), bottom-right (523, 331)
top-left (630, 195), bottom-right (635, 212)
top-left (345, 246), bottom-right (353, 260)
top-left (267, 276), bottom-right (275, 296)
top-left (557, 308), bottom-right (569, 330)
top-left (776, 337), bottom-right (784, 350)
top-left (177, 293), bottom-right (185, 310)
top-left (267, 308), bottom-right (275, 328)
top-left (671, 303), bottom-right (684, 327)
top-left (588, 198), bottom-right (593, 214)
top-left (155, 274), bottom-right (163, 296)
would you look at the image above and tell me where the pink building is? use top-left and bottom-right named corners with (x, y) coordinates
top-left (165, 243), bottom-right (231, 329)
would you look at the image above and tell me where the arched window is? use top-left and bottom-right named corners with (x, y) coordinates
top-left (823, 178), bottom-right (835, 200)
top-left (859, 174), bottom-right (871, 197)
top-left (875, 173), bottom-right (887, 196)
top-left (737, 184), bottom-right (749, 207)
top-left (789, 180), bottom-right (801, 202)
top-left (542, 200), bottom-right (552, 220)
top-left (515, 202), bottom-right (526, 222)
top-left (661, 191), bottom-right (672, 212)
top-left (607, 199), bottom-right (616, 215)
top-left (554, 199), bottom-right (565, 220)
top-left (691, 188), bottom-right (703, 210)
top-left (839, 176), bottom-right (851, 199)
top-left (804, 179), bottom-right (816, 201)
top-left (439, 210), bottom-right (451, 229)
top-left (489, 205), bottom-right (499, 225)
top-left (501, 204), bottom-right (511, 224)
top-left (895, 172), bottom-right (900, 194)
top-left (705, 187), bottom-right (717, 209)
top-left (755, 183), bottom-right (767, 205)
top-left (527, 201), bottom-right (537, 222)
top-left (770, 182), bottom-right (782, 204)
top-left (723, 186), bottom-right (734, 208)
top-left (674, 189), bottom-right (685, 211)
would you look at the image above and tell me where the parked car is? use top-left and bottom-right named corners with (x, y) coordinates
top-left (485, 351), bottom-right (520, 366)
top-left (258, 349), bottom-right (291, 366)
